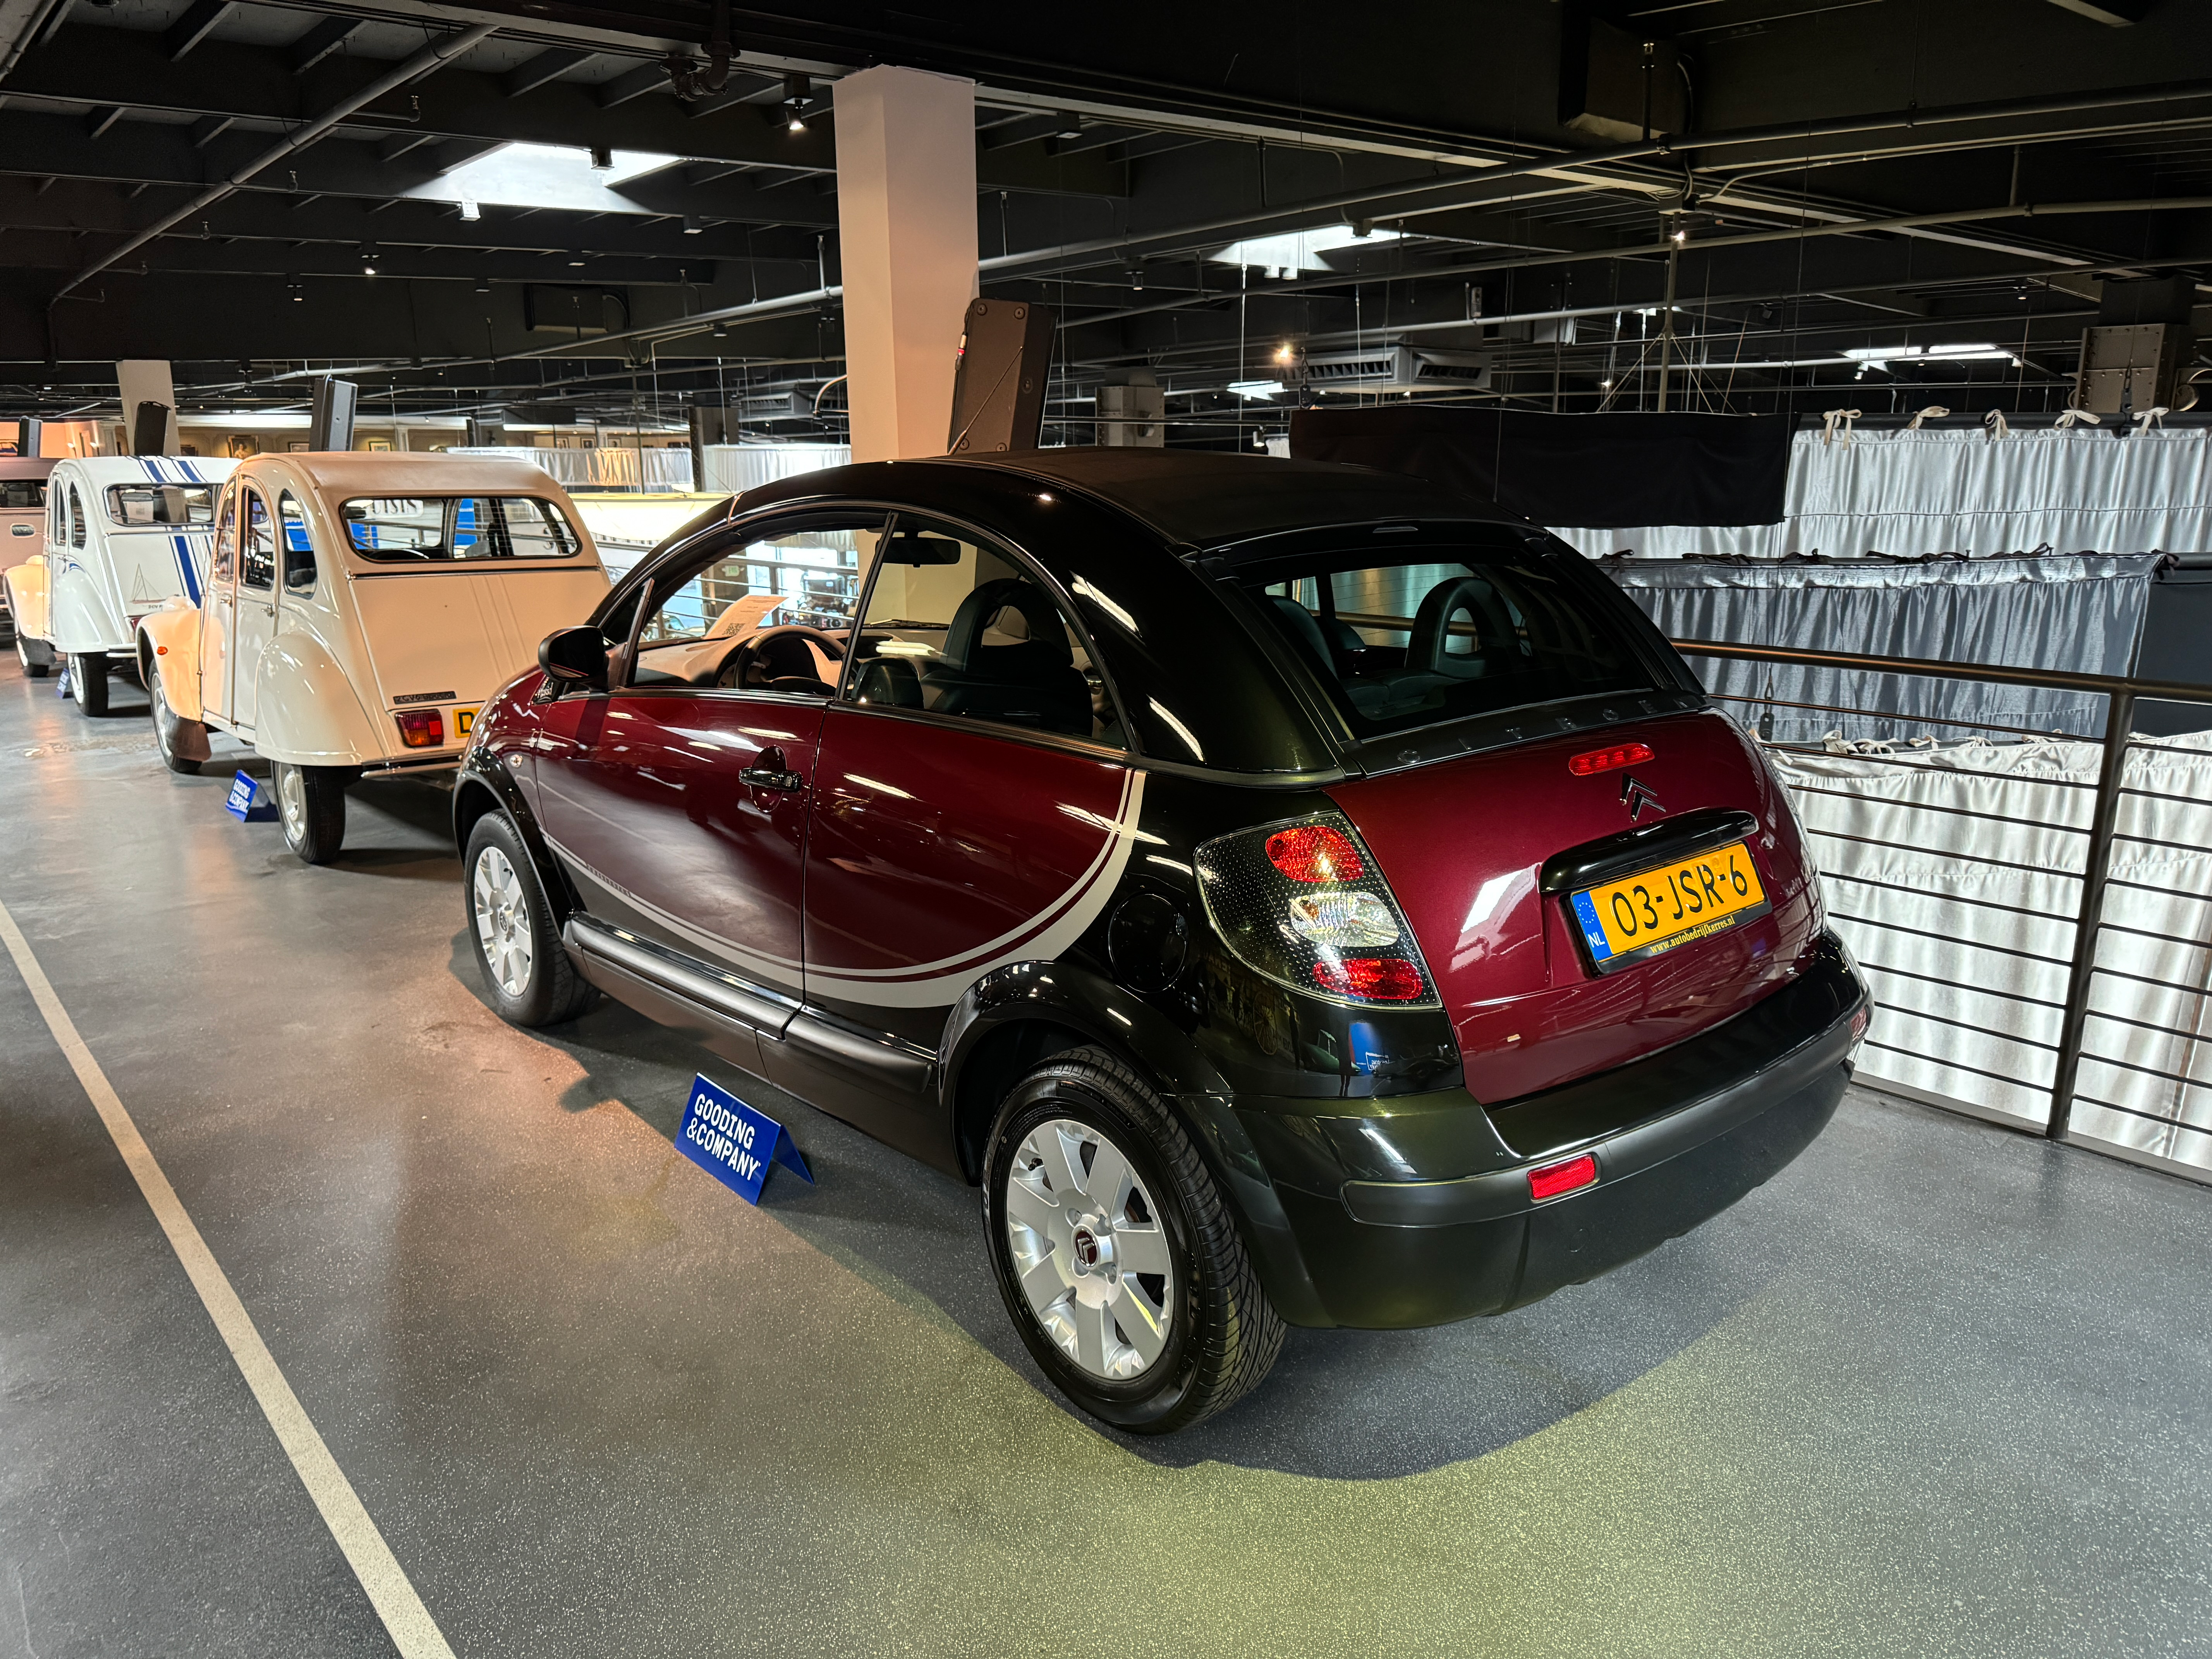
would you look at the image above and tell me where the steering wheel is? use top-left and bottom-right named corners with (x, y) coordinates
top-left (713, 623), bottom-right (848, 690)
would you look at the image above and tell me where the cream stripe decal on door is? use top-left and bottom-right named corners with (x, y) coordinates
top-left (0, 896), bottom-right (458, 1659)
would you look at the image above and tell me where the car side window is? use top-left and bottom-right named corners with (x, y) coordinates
top-left (240, 491), bottom-right (275, 591)
top-left (842, 516), bottom-right (1125, 747)
top-left (627, 516), bottom-right (880, 693)
top-left (212, 491), bottom-right (237, 585)
top-left (68, 485), bottom-right (84, 550)
top-left (278, 491), bottom-right (315, 591)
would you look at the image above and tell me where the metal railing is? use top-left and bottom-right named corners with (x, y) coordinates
top-left (1676, 638), bottom-right (2212, 1174)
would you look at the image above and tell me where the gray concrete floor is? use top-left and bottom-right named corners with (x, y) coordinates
top-left (2, 656), bottom-right (2210, 1659)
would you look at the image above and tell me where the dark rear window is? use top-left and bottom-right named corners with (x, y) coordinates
top-left (1241, 536), bottom-right (1659, 739)
top-left (1, 479), bottom-right (45, 510)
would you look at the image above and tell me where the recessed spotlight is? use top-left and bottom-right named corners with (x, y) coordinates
top-left (364, 264), bottom-right (376, 276)
top-left (1274, 342), bottom-right (1296, 364)
top-left (683, 215), bottom-right (703, 235)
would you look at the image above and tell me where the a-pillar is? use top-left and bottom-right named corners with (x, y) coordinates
top-left (832, 66), bottom-right (977, 464)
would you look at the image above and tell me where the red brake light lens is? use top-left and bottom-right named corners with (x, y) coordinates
top-left (395, 709), bottom-right (444, 749)
top-left (1568, 741), bottom-right (1655, 776)
top-left (1527, 1152), bottom-right (1597, 1202)
top-left (1265, 823), bottom-right (1365, 883)
top-left (1312, 957), bottom-right (1427, 1001)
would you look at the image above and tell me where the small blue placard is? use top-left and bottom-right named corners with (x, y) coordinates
top-left (677, 1073), bottom-right (812, 1204)
top-left (225, 769), bottom-right (278, 822)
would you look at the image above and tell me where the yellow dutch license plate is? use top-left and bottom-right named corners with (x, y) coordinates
top-left (1570, 840), bottom-right (1771, 974)
top-left (453, 707), bottom-right (478, 738)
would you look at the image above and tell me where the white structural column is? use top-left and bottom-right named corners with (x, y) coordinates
top-left (833, 66), bottom-right (978, 463)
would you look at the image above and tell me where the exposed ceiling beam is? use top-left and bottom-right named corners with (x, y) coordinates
top-left (502, 45), bottom-right (594, 98)
top-left (163, 0), bottom-right (235, 62)
top-left (53, 21), bottom-right (501, 304)
top-left (287, 16), bottom-right (366, 75)
top-left (2046, 0), bottom-right (2153, 21)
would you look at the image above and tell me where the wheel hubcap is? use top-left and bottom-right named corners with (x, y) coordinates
top-left (277, 767), bottom-right (306, 841)
top-left (1003, 1118), bottom-right (1173, 1381)
top-left (472, 846), bottom-right (534, 998)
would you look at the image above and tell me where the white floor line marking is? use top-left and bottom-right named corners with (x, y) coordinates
top-left (0, 896), bottom-right (457, 1659)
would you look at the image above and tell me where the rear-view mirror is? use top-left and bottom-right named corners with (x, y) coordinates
top-left (880, 530), bottom-right (962, 566)
top-left (539, 625), bottom-right (609, 692)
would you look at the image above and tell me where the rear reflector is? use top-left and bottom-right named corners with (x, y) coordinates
top-left (395, 709), bottom-right (445, 749)
top-left (1265, 823), bottom-right (1366, 884)
top-left (1527, 1152), bottom-right (1597, 1202)
top-left (1568, 741), bottom-right (1655, 776)
top-left (1311, 955), bottom-right (1426, 1001)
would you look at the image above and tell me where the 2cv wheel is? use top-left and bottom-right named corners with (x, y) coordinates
top-left (146, 657), bottom-right (207, 776)
top-left (274, 762), bottom-right (347, 865)
top-left (70, 651), bottom-right (108, 716)
top-left (14, 634), bottom-right (46, 678)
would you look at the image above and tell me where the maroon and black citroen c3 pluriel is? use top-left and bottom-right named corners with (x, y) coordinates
top-left (455, 449), bottom-right (1870, 1432)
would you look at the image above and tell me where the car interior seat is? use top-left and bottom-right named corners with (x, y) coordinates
top-left (924, 577), bottom-right (1092, 735)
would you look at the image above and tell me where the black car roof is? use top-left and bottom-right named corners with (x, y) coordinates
top-left (910, 448), bottom-right (1516, 551)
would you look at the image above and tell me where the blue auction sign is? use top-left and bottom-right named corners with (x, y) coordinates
top-left (225, 770), bottom-right (277, 822)
top-left (677, 1073), bottom-right (812, 1204)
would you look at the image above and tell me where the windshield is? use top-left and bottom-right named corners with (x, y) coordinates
top-left (343, 496), bottom-right (581, 562)
top-left (106, 481), bottom-right (216, 527)
top-left (1241, 535), bottom-right (1659, 739)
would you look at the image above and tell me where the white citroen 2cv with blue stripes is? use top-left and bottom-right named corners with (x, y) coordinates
top-left (4, 455), bottom-right (235, 716)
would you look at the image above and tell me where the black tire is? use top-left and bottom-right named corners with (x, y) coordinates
top-left (983, 1046), bottom-right (1283, 1434)
top-left (463, 812), bottom-right (598, 1026)
top-left (274, 761), bottom-right (346, 864)
top-left (71, 651), bottom-right (107, 715)
top-left (14, 634), bottom-right (46, 678)
top-left (146, 657), bottom-right (206, 775)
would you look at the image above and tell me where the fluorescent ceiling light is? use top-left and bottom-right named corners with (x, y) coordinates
top-left (1843, 342), bottom-right (2014, 363)
top-left (1209, 224), bottom-right (1403, 279)
top-left (1226, 380), bottom-right (1284, 400)
top-left (405, 141), bottom-right (678, 216)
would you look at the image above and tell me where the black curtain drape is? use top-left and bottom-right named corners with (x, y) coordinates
top-left (1288, 407), bottom-right (1792, 527)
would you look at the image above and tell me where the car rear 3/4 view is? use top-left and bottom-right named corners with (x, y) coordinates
top-left (1216, 521), bottom-right (1867, 1333)
top-left (453, 452), bottom-right (1869, 1434)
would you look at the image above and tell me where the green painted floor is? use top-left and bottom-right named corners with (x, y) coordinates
top-left (3, 658), bottom-right (2208, 1658)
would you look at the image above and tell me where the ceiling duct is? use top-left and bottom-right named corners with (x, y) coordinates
top-left (1303, 346), bottom-right (1491, 392)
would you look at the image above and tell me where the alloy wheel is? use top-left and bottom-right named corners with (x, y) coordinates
top-left (1002, 1118), bottom-right (1174, 1381)
top-left (472, 845), bottom-right (534, 998)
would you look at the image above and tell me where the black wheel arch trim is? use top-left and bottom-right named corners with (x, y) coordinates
top-left (941, 958), bottom-right (1334, 1327)
top-left (451, 753), bottom-right (579, 921)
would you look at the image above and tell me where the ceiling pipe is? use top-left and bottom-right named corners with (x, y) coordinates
top-left (49, 21), bottom-right (498, 305)
top-left (976, 77), bottom-right (2212, 280)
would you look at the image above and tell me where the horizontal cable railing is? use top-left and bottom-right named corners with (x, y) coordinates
top-left (1674, 638), bottom-right (2212, 1178)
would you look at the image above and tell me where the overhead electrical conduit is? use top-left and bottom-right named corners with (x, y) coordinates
top-left (973, 77), bottom-right (2212, 281)
top-left (48, 20), bottom-right (498, 306)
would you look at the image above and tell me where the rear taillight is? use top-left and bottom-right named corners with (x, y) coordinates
top-left (395, 709), bottom-right (445, 748)
top-left (1196, 811), bottom-right (1439, 1008)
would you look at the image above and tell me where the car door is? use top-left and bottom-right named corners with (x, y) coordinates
top-left (532, 511), bottom-right (877, 1006)
top-left (799, 514), bottom-right (1140, 1061)
top-left (203, 487), bottom-right (239, 722)
top-left (227, 486), bottom-right (279, 732)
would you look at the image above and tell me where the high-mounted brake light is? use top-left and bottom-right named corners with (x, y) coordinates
top-left (1196, 811), bottom-right (1439, 1009)
top-left (1265, 823), bottom-right (1364, 883)
top-left (1527, 1152), bottom-right (1597, 1202)
top-left (395, 709), bottom-right (445, 749)
top-left (1568, 741), bottom-right (1655, 776)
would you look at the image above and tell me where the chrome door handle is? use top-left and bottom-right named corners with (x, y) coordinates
top-left (740, 767), bottom-right (804, 792)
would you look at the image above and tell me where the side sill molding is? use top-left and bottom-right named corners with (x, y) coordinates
top-left (564, 914), bottom-right (797, 1037)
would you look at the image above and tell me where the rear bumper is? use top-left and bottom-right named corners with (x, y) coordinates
top-left (1231, 932), bottom-right (1867, 1329)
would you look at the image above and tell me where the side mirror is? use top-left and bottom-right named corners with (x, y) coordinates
top-left (539, 625), bottom-right (609, 693)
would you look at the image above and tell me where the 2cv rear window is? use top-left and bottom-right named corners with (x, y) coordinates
top-left (106, 482), bottom-right (218, 527)
top-left (342, 496), bottom-right (582, 562)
